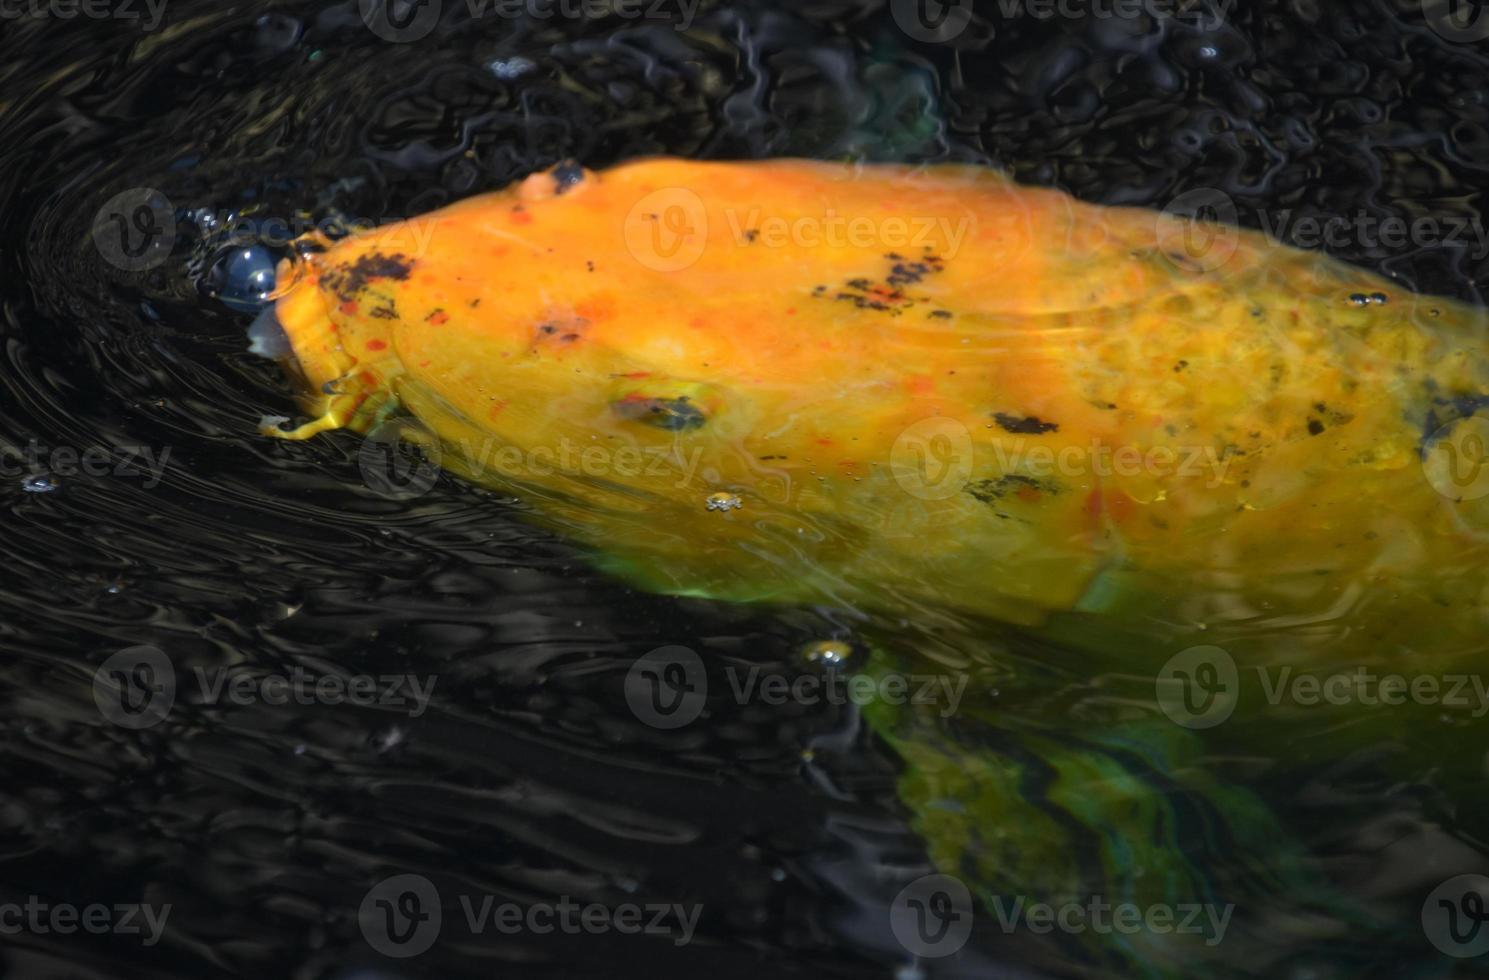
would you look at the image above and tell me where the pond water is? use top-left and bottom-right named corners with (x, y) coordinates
top-left (2, 1), bottom-right (1488, 977)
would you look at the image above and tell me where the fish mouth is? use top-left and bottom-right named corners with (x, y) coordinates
top-left (254, 259), bottom-right (399, 441)
top-left (247, 303), bottom-right (292, 360)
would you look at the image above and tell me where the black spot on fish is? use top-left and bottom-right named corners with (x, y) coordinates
top-left (1313, 401), bottom-right (1355, 427)
top-left (324, 252), bottom-right (412, 301)
top-left (1419, 390), bottom-right (1489, 456)
top-left (928, 309), bottom-right (953, 319)
top-left (1174, 360), bottom-right (1188, 372)
top-left (1307, 418), bottom-right (1325, 436)
top-left (1165, 251), bottom-right (1205, 275)
top-left (743, 229), bottom-right (759, 243)
top-left (613, 395), bottom-right (707, 431)
top-left (888, 262), bottom-right (932, 286)
top-left (993, 412), bottom-right (1059, 435)
top-left (966, 474), bottom-right (1061, 504)
top-left (531, 314), bottom-right (590, 346)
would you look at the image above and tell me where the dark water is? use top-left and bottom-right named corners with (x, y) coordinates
top-left (2, 1), bottom-right (1489, 977)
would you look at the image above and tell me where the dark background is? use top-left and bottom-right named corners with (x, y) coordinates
top-left (0, 0), bottom-right (1487, 976)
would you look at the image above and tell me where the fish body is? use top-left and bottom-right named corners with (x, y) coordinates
top-left (261, 159), bottom-right (1489, 974)
top-left (266, 158), bottom-right (1489, 663)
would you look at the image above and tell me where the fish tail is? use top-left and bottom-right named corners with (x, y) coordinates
top-left (857, 646), bottom-right (1381, 976)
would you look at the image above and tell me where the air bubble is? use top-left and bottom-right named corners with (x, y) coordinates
top-left (705, 492), bottom-right (742, 512)
top-left (801, 640), bottom-right (853, 667)
top-left (208, 245), bottom-right (278, 313)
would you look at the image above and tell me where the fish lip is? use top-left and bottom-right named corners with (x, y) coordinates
top-left (247, 303), bottom-right (292, 360)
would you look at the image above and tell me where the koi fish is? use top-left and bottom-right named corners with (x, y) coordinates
top-left (258, 158), bottom-right (1488, 652)
top-left (255, 158), bottom-right (1489, 973)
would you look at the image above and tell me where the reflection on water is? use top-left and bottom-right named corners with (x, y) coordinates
top-left (1, 1), bottom-right (1488, 977)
